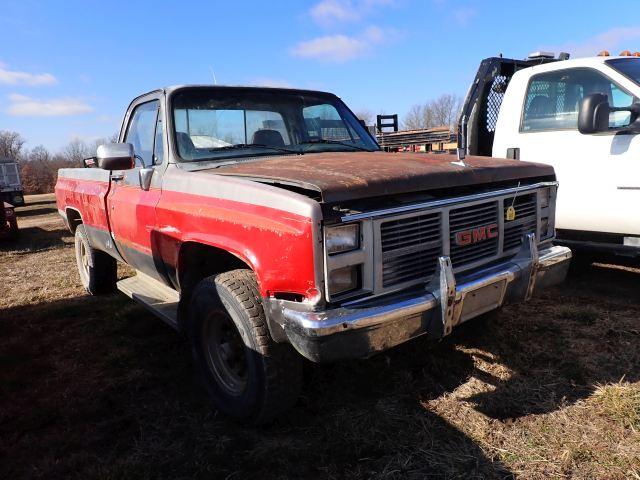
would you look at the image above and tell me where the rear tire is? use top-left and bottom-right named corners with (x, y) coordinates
top-left (74, 224), bottom-right (117, 294)
top-left (187, 269), bottom-right (303, 424)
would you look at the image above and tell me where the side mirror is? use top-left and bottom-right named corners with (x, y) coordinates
top-left (578, 93), bottom-right (610, 134)
top-left (96, 143), bottom-right (135, 170)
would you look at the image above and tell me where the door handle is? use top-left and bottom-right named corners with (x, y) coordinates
top-left (112, 173), bottom-right (124, 182)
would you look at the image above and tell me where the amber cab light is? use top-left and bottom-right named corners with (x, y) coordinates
top-left (598, 50), bottom-right (610, 56)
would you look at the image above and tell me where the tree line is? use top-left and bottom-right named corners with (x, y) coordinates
top-left (0, 130), bottom-right (116, 194)
top-left (353, 93), bottom-right (462, 131)
top-left (401, 94), bottom-right (463, 131)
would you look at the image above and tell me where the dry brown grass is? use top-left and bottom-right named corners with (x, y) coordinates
top-left (1, 194), bottom-right (639, 479)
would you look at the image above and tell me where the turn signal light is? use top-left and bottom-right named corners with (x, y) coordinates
top-left (598, 50), bottom-right (610, 56)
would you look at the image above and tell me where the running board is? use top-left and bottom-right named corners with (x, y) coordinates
top-left (117, 272), bottom-right (180, 330)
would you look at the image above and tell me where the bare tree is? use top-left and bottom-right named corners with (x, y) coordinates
top-left (61, 133), bottom-right (119, 165)
top-left (26, 145), bottom-right (51, 163)
top-left (429, 94), bottom-right (463, 129)
top-left (0, 130), bottom-right (26, 159)
top-left (403, 104), bottom-right (431, 130)
top-left (352, 108), bottom-right (374, 125)
top-left (62, 139), bottom-right (92, 164)
top-left (402, 94), bottom-right (462, 130)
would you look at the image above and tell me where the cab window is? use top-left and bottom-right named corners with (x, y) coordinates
top-left (522, 68), bottom-right (634, 132)
top-left (125, 100), bottom-right (160, 167)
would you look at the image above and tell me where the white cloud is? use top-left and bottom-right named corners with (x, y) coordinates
top-left (6, 94), bottom-right (92, 116)
top-left (249, 78), bottom-right (293, 88)
top-left (310, 0), bottom-right (395, 25)
top-left (453, 7), bottom-right (476, 26)
top-left (291, 26), bottom-right (389, 62)
top-left (545, 26), bottom-right (640, 59)
top-left (311, 0), bottom-right (360, 24)
top-left (0, 62), bottom-right (57, 86)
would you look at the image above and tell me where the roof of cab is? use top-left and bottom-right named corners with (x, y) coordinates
top-left (134, 84), bottom-right (339, 99)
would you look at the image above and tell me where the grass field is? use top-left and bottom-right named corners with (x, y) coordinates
top-left (1, 194), bottom-right (639, 479)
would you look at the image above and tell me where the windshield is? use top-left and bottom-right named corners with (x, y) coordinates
top-left (606, 58), bottom-right (640, 86)
top-left (171, 88), bottom-right (378, 162)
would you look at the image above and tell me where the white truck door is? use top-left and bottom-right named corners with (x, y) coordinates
top-left (493, 66), bottom-right (640, 236)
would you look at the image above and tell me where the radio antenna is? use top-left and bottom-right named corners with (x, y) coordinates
top-left (209, 66), bottom-right (218, 85)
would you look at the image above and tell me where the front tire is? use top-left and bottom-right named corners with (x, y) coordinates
top-left (187, 269), bottom-right (303, 424)
top-left (74, 224), bottom-right (117, 294)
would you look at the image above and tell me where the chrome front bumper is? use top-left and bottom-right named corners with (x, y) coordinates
top-left (265, 235), bottom-right (572, 362)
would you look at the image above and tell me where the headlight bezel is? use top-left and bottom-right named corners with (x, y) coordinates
top-left (539, 186), bottom-right (556, 240)
top-left (323, 220), bottom-right (372, 301)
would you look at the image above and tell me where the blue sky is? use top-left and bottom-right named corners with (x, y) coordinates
top-left (2, 0), bottom-right (640, 151)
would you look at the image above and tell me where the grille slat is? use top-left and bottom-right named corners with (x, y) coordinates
top-left (381, 241), bottom-right (441, 260)
top-left (381, 218), bottom-right (440, 234)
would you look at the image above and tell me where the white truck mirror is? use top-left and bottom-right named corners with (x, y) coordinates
top-left (578, 93), bottom-right (610, 134)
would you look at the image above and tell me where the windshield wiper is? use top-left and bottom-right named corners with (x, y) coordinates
top-left (300, 138), bottom-right (373, 152)
top-left (209, 143), bottom-right (300, 155)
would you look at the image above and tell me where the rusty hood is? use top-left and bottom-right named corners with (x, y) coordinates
top-left (211, 151), bottom-right (555, 203)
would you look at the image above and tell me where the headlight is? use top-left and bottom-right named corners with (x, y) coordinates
top-left (5, 208), bottom-right (14, 218)
top-left (325, 223), bottom-right (360, 255)
top-left (540, 217), bottom-right (549, 238)
top-left (540, 187), bottom-right (551, 209)
top-left (328, 265), bottom-right (360, 296)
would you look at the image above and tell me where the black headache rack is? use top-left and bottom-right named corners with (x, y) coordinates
top-left (457, 56), bottom-right (559, 158)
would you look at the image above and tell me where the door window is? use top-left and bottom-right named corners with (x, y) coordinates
top-left (522, 68), bottom-right (634, 132)
top-left (125, 100), bottom-right (160, 167)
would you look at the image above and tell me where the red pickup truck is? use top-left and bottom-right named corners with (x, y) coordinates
top-left (55, 86), bottom-right (571, 423)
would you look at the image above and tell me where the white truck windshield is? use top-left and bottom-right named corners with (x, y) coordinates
top-left (607, 58), bottom-right (640, 87)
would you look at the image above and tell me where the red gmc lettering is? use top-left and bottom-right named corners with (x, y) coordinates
top-left (455, 223), bottom-right (499, 246)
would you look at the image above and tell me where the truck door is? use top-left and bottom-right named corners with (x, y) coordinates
top-left (107, 97), bottom-right (167, 281)
top-left (495, 67), bottom-right (640, 236)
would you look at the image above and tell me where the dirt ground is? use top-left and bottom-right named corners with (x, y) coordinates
top-left (1, 194), bottom-right (638, 479)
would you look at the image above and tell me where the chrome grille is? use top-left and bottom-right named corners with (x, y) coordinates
top-left (503, 193), bottom-right (537, 252)
top-left (449, 201), bottom-right (499, 267)
top-left (380, 212), bottom-right (441, 287)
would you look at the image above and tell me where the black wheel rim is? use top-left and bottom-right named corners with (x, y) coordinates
top-left (202, 311), bottom-right (248, 396)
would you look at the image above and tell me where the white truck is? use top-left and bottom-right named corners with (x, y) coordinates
top-left (458, 52), bottom-right (640, 259)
